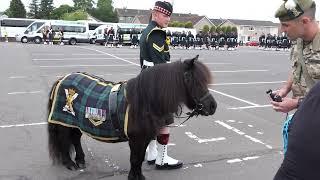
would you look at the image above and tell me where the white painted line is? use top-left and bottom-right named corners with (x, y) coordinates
top-left (33, 57), bottom-right (117, 61)
top-left (194, 164), bottom-right (203, 168)
top-left (39, 64), bottom-right (137, 68)
top-left (210, 81), bottom-right (286, 86)
top-left (185, 132), bottom-right (226, 144)
top-left (7, 91), bottom-right (42, 95)
top-left (228, 105), bottom-right (272, 110)
top-left (209, 88), bottom-right (259, 106)
top-left (204, 63), bottom-right (232, 65)
top-left (0, 122), bottom-right (47, 128)
top-left (242, 156), bottom-right (259, 161)
top-left (9, 76), bottom-right (28, 79)
top-left (211, 70), bottom-right (268, 73)
top-left (32, 53), bottom-right (64, 56)
top-left (71, 54), bottom-right (107, 56)
top-left (215, 120), bottom-right (272, 149)
top-left (227, 120), bottom-right (236, 123)
top-left (227, 159), bottom-right (242, 163)
top-left (227, 156), bottom-right (260, 164)
top-left (78, 47), bottom-right (140, 67)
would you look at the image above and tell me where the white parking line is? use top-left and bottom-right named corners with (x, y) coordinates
top-left (209, 88), bottom-right (259, 106)
top-left (185, 132), bottom-right (226, 144)
top-left (215, 120), bottom-right (272, 149)
top-left (78, 47), bottom-right (140, 66)
top-left (227, 156), bottom-right (260, 164)
top-left (0, 122), bottom-right (47, 128)
top-left (9, 76), bottom-right (28, 79)
top-left (33, 57), bottom-right (117, 61)
top-left (210, 81), bottom-right (286, 86)
top-left (39, 64), bottom-right (137, 68)
top-left (211, 70), bottom-right (268, 73)
top-left (7, 91), bottom-right (42, 95)
top-left (32, 53), bottom-right (64, 56)
top-left (228, 105), bottom-right (272, 110)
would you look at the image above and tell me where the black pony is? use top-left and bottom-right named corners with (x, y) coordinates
top-left (47, 55), bottom-right (217, 180)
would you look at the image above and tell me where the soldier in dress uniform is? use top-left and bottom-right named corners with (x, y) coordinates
top-left (107, 27), bottom-right (115, 47)
top-left (139, 1), bottom-right (183, 170)
top-left (180, 31), bottom-right (187, 49)
top-left (186, 31), bottom-right (194, 49)
top-left (259, 33), bottom-right (266, 49)
top-left (271, 0), bottom-right (320, 179)
top-left (218, 31), bottom-right (226, 50)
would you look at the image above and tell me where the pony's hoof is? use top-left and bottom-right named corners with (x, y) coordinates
top-left (76, 162), bottom-right (86, 169)
top-left (64, 162), bottom-right (79, 171)
top-left (128, 173), bottom-right (145, 180)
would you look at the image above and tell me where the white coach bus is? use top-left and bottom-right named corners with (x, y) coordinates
top-left (0, 18), bottom-right (35, 38)
top-left (16, 20), bottom-right (90, 45)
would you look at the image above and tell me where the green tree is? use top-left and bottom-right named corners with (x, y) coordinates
top-left (215, 26), bottom-right (221, 33)
top-left (73, 0), bottom-right (94, 11)
top-left (8, 0), bottom-right (26, 18)
top-left (61, 9), bottom-right (88, 21)
top-left (90, 0), bottom-right (118, 22)
top-left (210, 26), bottom-right (216, 33)
top-left (51, 5), bottom-right (75, 19)
top-left (39, 0), bottom-right (54, 19)
top-left (177, 22), bottom-right (185, 27)
top-left (202, 25), bottom-right (209, 33)
top-left (169, 21), bottom-right (179, 27)
top-left (27, 0), bottom-right (40, 18)
top-left (231, 26), bottom-right (238, 33)
top-left (221, 26), bottom-right (227, 33)
top-left (226, 26), bottom-right (232, 33)
top-left (184, 21), bottom-right (193, 28)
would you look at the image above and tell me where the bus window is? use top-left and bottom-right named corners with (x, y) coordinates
top-left (1, 19), bottom-right (34, 27)
top-left (75, 27), bottom-right (85, 33)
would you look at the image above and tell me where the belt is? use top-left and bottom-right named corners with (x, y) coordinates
top-left (109, 84), bottom-right (122, 132)
top-left (143, 60), bottom-right (154, 67)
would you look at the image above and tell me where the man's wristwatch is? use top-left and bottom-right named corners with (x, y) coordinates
top-left (297, 97), bottom-right (304, 108)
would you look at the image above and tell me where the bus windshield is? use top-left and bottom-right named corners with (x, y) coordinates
top-left (25, 21), bottom-right (45, 34)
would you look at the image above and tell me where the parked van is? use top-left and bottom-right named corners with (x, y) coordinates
top-left (16, 20), bottom-right (90, 45)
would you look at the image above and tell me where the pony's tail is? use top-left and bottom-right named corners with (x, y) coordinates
top-left (47, 80), bottom-right (62, 164)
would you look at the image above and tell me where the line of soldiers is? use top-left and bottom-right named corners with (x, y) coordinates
top-left (258, 33), bottom-right (292, 51)
top-left (166, 31), bottom-right (238, 50)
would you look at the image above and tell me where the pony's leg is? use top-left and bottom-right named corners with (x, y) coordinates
top-left (57, 126), bottom-right (79, 170)
top-left (71, 128), bottom-right (86, 169)
top-left (128, 137), bottom-right (150, 180)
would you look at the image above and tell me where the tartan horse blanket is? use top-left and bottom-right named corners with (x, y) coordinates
top-left (48, 72), bottom-right (129, 143)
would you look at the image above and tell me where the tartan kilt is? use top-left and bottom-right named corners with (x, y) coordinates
top-left (48, 72), bottom-right (129, 143)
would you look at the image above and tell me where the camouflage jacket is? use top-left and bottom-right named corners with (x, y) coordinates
top-left (291, 31), bottom-right (320, 98)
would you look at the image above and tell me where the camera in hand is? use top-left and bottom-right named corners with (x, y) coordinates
top-left (266, 89), bottom-right (282, 102)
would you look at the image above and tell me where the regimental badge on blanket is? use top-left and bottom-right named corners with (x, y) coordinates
top-left (63, 88), bottom-right (78, 116)
top-left (85, 107), bottom-right (107, 126)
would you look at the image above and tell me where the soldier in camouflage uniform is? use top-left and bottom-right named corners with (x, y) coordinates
top-left (139, 1), bottom-right (183, 170)
top-left (271, 0), bottom-right (319, 113)
top-left (272, 0), bottom-right (320, 179)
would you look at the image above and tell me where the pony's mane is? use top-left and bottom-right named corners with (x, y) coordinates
top-left (126, 60), bottom-right (211, 134)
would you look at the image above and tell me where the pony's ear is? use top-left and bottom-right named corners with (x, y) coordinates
top-left (184, 55), bottom-right (199, 69)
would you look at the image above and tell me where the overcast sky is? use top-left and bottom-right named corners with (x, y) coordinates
top-left (1, 0), bottom-right (319, 22)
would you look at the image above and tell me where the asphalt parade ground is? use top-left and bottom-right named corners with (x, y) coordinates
top-left (0, 42), bottom-right (292, 180)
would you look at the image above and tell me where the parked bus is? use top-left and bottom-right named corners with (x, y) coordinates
top-left (77, 20), bottom-right (110, 44)
top-left (16, 20), bottom-right (90, 45)
top-left (0, 18), bottom-right (35, 38)
top-left (116, 23), bottom-right (147, 45)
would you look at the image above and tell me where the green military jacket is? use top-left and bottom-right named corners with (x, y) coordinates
top-left (291, 30), bottom-right (320, 97)
top-left (139, 21), bottom-right (170, 68)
